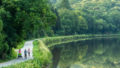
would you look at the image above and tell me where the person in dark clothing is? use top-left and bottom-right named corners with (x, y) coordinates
top-left (24, 49), bottom-right (27, 59)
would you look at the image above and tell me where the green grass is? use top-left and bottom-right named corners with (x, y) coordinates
top-left (0, 59), bottom-right (12, 63)
top-left (33, 40), bottom-right (52, 67)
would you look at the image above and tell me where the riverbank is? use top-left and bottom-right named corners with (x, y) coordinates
top-left (4, 34), bottom-right (120, 68)
top-left (43, 34), bottom-right (120, 47)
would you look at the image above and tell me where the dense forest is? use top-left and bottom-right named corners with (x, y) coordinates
top-left (0, 0), bottom-right (56, 59)
top-left (51, 0), bottom-right (120, 35)
top-left (0, 0), bottom-right (120, 59)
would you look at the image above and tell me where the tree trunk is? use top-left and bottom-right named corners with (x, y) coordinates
top-left (0, 0), bottom-right (2, 6)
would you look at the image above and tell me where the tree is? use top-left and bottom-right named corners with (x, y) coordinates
top-left (76, 16), bottom-right (88, 34)
top-left (0, 0), bottom-right (56, 59)
top-left (57, 0), bottom-right (71, 9)
top-left (58, 8), bottom-right (78, 35)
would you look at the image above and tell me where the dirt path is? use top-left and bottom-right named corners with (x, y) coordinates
top-left (0, 40), bottom-right (34, 68)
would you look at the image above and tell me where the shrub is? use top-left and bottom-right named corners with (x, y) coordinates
top-left (10, 48), bottom-right (17, 59)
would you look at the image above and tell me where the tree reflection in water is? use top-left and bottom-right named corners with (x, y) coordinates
top-left (50, 38), bottom-right (120, 68)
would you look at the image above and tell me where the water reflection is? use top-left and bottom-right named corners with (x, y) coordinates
top-left (50, 38), bottom-right (120, 68)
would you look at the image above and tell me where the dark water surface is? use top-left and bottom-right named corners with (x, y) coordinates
top-left (50, 38), bottom-right (120, 68)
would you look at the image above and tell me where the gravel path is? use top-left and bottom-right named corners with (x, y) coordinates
top-left (0, 40), bottom-right (34, 68)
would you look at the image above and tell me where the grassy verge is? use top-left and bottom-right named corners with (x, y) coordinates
top-left (5, 40), bottom-right (52, 68)
top-left (43, 34), bottom-right (120, 47)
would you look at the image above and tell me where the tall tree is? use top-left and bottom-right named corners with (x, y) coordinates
top-left (58, 0), bottom-right (71, 9)
top-left (0, 0), bottom-right (56, 59)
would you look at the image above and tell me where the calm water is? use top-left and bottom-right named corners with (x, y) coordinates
top-left (50, 38), bottom-right (120, 68)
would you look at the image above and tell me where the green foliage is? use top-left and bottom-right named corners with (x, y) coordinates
top-left (16, 40), bottom-right (25, 49)
top-left (43, 34), bottom-right (120, 47)
top-left (71, 0), bottom-right (120, 34)
top-left (52, 0), bottom-right (120, 35)
top-left (0, 0), bottom-right (56, 59)
top-left (0, 9), bottom-right (9, 59)
top-left (5, 40), bottom-right (52, 68)
top-left (0, 19), bottom-right (3, 32)
top-left (54, 8), bottom-right (88, 35)
top-left (10, 48), bottom-right (17, 59)
top-left (0, 48), bottom-right (17, 62)
top-left (58, 8), bottom-right (77, 35)
top-left (77, 16), bottom-right (88, 33)
top-left (59, 0), bottom-right (71, 9)
top-left (1, 0), bottom-right (120, 61)
top-left (33, 40), bottom-right (52, 66)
